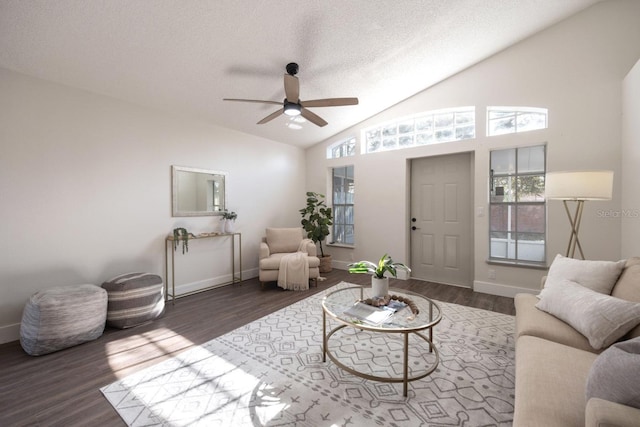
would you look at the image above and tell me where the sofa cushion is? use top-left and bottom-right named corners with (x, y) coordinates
top-left (514, 335), bottom-right (598, 427)
top-left (544, 254), bottom-right (625, 295)
top-left (266, 228), bottom-right (303, 253)
top-left (586, 336), bottom-right (640, 409)
top-left (611, 257), bottom-right (640, 340)
top-left (536, 279), bottom-right (640, 350)
top-left (515, 293), bottom-right (598, 353)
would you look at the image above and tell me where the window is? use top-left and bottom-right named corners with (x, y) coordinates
top-left (363, 107), bottom-right (475, 153)
top-left (327, 137), bottom-right (356, 159)
top-left (331, 165), bottom-right (354, 245)
top-left (487, 107), bottom-right (548, 136)
top-left (489, 145), bottom-right (546, 263)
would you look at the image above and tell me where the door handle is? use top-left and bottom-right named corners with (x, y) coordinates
top-left (411, 226), bottom-right (420, 231)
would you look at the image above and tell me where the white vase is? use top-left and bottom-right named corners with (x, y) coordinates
top-left (371, 276), bottom-right (389, 298)
top-left (225, 220), bottom-right (235, 233)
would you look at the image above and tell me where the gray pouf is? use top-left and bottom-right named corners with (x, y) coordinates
top-left (20, 284), bottom-right (108, 356)
top-left (102, 272), bottom-right (165, 329)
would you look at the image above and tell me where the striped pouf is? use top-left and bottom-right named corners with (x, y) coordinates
top-left (102, 272), bottom-right (165, 329)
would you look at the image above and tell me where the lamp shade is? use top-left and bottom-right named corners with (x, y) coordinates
top-left (545, 170), bottom-right (613, 200)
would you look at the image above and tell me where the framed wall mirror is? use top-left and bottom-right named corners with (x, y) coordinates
top-left (172, 165), bottom-right (227, 217)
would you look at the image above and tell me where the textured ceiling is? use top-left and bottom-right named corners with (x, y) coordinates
top-left (0, 0), bottom-right (602, 148)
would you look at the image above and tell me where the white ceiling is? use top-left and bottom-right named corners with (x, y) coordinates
top-left (0, 0), bottom-right (602, 148)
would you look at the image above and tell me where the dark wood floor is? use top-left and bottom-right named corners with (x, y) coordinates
top-left (0, 270), bottom-right (514, 426)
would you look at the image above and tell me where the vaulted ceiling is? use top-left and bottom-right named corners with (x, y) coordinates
top-left (0, 0), bottom-right (602, 148)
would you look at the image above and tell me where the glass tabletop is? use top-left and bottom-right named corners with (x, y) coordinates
top-left (322, 284), bottom-right (441, 332)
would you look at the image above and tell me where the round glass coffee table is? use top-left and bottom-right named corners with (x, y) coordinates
top-left (322, 284), bottom-right (442, 397)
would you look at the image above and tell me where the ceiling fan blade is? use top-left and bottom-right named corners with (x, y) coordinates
top-left (223, 98), bottom-right (282, 105)
top-left (257, 108), bottom-right (284, 124)
top-left (302, 97), bottom-right (359, 108)
top-left (284, 74), bottom-right (299, 103)
top-left (300, 107), bottom-right (328, 127)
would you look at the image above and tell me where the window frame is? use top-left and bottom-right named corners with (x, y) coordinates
top-left (488, 144), bottom-right (547, 265)
top-left (486, 106), bottom-right (548, 137)
top-left (362, 107), bottom-right (475, 154)
top-left (327, 137), bottom-right (356, 159)
top-left (330, 165), bottom-right (355, 246)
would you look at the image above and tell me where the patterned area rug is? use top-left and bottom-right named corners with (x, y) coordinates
top-left (101, 282), bottom-right (515, 426)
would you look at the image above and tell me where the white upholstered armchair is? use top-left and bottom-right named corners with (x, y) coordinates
top-left (259, 228), bottom-right (320, 290)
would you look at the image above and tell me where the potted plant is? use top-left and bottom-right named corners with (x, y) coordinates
top-left (221, 211), bottom-right (237, 233)
top-left (299, 191), bottom-right (333, 273)
top-left (348, 254), bottom-right (411, 297)
top-left (172, 227), bottom-right (195, 254)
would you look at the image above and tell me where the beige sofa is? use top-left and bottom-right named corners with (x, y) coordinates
top-left (513, 256), bottom-right (640, 426)
top-left (258, 227), bottom-right (320, 289)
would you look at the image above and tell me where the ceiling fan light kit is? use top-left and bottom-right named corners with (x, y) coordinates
top-left (224, 62), bottom-right (358, 127)
top-left (283, 102), bottom-right (301, 116)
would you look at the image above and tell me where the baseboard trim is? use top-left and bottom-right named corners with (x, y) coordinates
top-left (243, 268), bottom-right (258, 280)
top-left (331, 260), bottom-right (349, 271)
top-left (0, 323), bottom-right (20, 345)
top-left (171, 269), bottom-right (258, 297)
top-left (474, 280), bottom-right (538, 298)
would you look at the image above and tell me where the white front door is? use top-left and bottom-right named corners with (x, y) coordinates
top-left (410, 152), bottom-right (473, 287)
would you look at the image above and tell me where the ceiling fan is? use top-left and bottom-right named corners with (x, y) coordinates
top-left (223, 62), bottom-right (358, 127)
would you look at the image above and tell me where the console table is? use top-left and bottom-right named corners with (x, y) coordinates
top-left (164, 232), bottom-right (241, 303)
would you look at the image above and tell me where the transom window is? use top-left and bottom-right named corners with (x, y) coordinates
top-left (487, 106), bottom-right (548, 136)
top-left (331, 165), bottom-right (354, 245)
top-left (327, 137), bottom-right (356, 159)
top-left (489, 145), bottom-right (546, 263)
top-left (363, 107), bottom-right (475, 153)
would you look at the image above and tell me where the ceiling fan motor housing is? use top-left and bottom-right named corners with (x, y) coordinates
top-left (286, 62), bottom-right (299, 76)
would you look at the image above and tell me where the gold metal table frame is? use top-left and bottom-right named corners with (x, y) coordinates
top-left (165, 232), bottom-right (241, 303)
top-left (322, 285), bottom-right (442, 397)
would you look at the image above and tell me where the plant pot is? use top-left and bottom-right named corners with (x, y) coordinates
top-left (371, 276), bottom-right (389, 298)
top-left (225, 220), bottom-right (235, 233)
top-left (319, 255), bottom-right (332, 273)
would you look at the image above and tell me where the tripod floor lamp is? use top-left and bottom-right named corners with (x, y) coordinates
top-left (545, 170), bottom-right (613, 259)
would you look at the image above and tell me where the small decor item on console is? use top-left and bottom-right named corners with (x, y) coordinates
top-left (197, 232), bottom-right (220, 237)
top-left (172, 227), bottom-right (194, 254)
top-left (222, 211), bottom-right (238, 233)
top-left (222, 211), bottom-right (237, 221)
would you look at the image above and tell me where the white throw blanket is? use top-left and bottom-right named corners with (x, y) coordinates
top-left (277, 239), bottom-right (312, 291)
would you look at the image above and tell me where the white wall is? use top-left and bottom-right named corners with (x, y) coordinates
top-left (306, 0), bottom-right (640, 296)
top-left (621, 58), bottom-right (640, 258)
top-left (0, 68), bottom-right (307, 343)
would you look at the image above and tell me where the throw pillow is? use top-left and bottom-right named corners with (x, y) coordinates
top-left (544, 254), bottom-right (625, 294)
top-left (535, 279), bottom-right (640, 350)
top-left (586, 336), bottom-right (640, 409)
